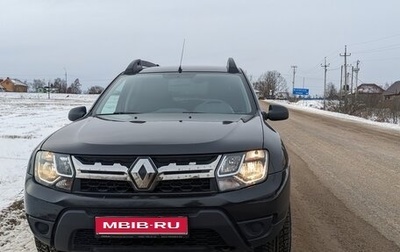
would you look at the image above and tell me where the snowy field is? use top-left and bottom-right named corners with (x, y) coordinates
top-left (0, 92), bottom-right (98, 209)
top-left (0, 94), bottom-right (398, 251)
top-left (0, 93), bottom-right (97, 251)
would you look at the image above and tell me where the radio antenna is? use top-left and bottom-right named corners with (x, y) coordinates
top-left (178, 39), bottom-right (186, 73)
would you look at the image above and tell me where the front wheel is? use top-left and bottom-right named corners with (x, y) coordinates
top-left (255, 209), bottom-right (291, 252)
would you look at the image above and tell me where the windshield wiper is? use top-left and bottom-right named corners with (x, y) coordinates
top-left (182, 111), bottom-right (205, 114)
top-left (96, 112), bottom-right (142, 116)
top-left (241, 114), bottom-right (255, 123)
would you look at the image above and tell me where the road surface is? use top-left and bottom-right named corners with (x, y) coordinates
top-left (262, 101), bottom-right (400, 252)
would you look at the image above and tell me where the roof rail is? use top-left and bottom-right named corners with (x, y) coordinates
top-left (227, 58), bottom-right (240, 73)
top-left (124, 59), bottom-right (159, 75)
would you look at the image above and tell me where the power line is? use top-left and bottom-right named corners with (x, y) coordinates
top-left (352, 43), bottom-right (400, 54)
top-left (300, 51), bottom-right (341, 75)
top-left (349, 33), bottom-right (400, 46)
top-left (300, 33), bottom-right (400, 87)
top-left (327, 66), bottom-right (341, 71)
top-left (361, 56), bottom-right (400, 62)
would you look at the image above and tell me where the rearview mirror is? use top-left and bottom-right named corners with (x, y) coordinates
top-left (262, 104), bottom-right (289, 121)
top-left (68, 106), bottom-right (87, 121)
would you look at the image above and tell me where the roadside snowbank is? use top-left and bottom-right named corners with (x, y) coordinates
top-left (268, 99), bottom-right (400, 132)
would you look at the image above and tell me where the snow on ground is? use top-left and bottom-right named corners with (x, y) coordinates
top-left (269, 99), bottom-right (400, 132)
top-left (0, 94), bottom-right (398, 251)
top-left (0, 92), bottom-right (98, 210)
top-left (0, 93), bottom-right (97, 251)
top-left (0, 199), bottom-right (33, 251)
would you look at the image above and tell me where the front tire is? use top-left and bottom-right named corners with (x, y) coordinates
top-left (256, 209), bottom-right (291, 252)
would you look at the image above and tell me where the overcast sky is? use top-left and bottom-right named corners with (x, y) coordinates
top-left (1, 0), bottom-right (399, 95)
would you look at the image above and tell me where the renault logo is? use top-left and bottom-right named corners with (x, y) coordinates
top-left (129, 158), bottom-right (157, 190)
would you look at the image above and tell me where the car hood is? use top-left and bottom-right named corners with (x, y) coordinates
top-left (41, 114), bottom-right (264, 155)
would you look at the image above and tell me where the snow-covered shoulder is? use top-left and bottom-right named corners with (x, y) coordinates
top-left (267, 99), bottom-right (400, 132)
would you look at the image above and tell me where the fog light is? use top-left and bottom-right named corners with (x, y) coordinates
top-left (245, 222), bottom-right (264, 237)
top-left (35, 222), bottom-right (49, 235)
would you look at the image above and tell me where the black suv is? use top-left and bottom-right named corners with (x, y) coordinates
top-left (25, 58), bottom-right (291, 252)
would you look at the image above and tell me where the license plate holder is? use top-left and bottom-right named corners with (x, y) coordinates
top-left (95, 216), bottom-right (188, 237)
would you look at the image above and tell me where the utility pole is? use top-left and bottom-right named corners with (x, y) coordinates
top-left (354, 60), bottom-right (360, 98)
top-left (339, 65), bottom-right (343, 109)
top-left (291, 65), bottom-right (297, 95)
top-left (351, 66), bottom-right (354, 95)
top-left (64, 68), bottom-right (68, 88)
top-left (321, 57), bottom-right (330, 110)
top-left (340, 46), bottom-right (351, 92)
top-left (47, 81), bottom-right (51, 99)
top-left (347, 72), bottom-right (351, 92)
top-left (340, 65), bottom-right (343, 92)
top-left (340, 45), bottom-right (351, 109)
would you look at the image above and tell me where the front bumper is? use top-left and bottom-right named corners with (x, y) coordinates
top-left (25, 168), bottom-right (290, 252)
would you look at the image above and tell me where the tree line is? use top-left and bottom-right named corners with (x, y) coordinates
top-left (29, 78), bottom-right (104, 94)
top-left (26, 71), bottom-right (290, 97)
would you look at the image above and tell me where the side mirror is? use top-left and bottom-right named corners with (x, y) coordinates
top-left (68, 106), bottom-right (87, 121)
top-left (262, 104), bottom-right (289, 121)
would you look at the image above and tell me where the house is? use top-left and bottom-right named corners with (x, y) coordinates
top-left (275, 91), bottom-right (290, 100)
top-left (356, 83), bottom-right (384, 94)
top-left (383, 81), bottom-right (400, 100)
top-left (0, 77), bottom-right (28, 92)
top-left (254, 89), bottom-right (264, 99)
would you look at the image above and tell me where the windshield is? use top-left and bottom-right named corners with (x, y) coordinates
top-left (94, 73), bottom-right (256, 115)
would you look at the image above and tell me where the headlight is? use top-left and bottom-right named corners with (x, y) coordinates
top-left (216, 150), bottom-right (268, 191)
top-left (34, 151), bottom-right (75, 191)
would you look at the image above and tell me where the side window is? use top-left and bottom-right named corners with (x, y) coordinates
top-left (99, 82), bottom-right (126, 114)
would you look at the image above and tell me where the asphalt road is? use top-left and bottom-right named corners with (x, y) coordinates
top-left (261, 101), bottom-right (400, 252)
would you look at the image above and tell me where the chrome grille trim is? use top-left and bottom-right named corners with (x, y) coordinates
top-left (72, 157), bottom-right (130, 181)
top-left (72, 155), bottom-right (221, 182)
top-left (157, 157), bottom-right (220, 181)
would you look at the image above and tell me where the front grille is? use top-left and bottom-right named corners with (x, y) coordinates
top-left (86, 208), bottom-right (200, 216)
top-left (72, 154), bottom-right (221, 195)
top-left (152, 155), bottom-right (218, 167)
top-left (73, 154), bottom-right (218, 168)
top-left (76, 178), bottom-right (215, 194)
top-left (78, 179), bottom-right (135, 193)
top-left (74, 155), bottom-right (137, 168)
top-left (155, 178), bottom-right (213, 193)
top-left (72, 229), bottom-right (228, 250)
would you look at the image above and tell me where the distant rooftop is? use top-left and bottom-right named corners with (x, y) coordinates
top-left (383, 81), bottom-right (400, 95)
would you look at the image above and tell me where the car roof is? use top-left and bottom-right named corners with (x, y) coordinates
top-left (138, 66), bottom-right (233, 74)
top-left (123, 58), bottom-right (242, 75)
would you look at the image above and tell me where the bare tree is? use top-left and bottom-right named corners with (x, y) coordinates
top-left (326, 82), bottom-right (338, 100)
top-left (254, 71), bottom-right (287, 98)
top-left (67, 78), bottom-right (82, 94)
top-left (31, 79), bottom-right (46, 92)
top-left (51, 78), bottom-right (67, 93)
